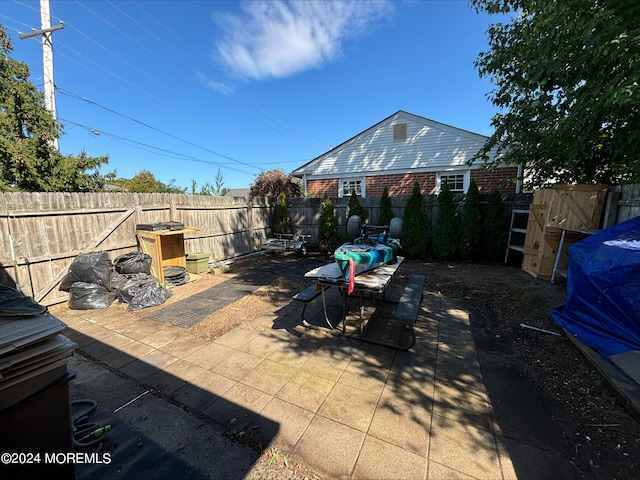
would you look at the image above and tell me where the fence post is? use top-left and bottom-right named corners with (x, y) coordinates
top-left (170, 198), bottom-right (177, 221)
top-left (247, 196), bottom-right (255, 252)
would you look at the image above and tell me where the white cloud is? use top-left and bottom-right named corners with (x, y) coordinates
top-left (213, 0), bottom-right (392, 81)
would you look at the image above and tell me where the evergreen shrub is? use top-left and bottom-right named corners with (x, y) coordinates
top-left (378, 186), bottom-right (395, 227)
top-left (484, 189), bottom-right (508, 262)
top-left (459, 179), bottom-right (483, 261)
top-left (402, 182), bottom-right (430, 258)
top-left (346, 192), bottom-right (367, 226)
top-left (318, 194), bottom-right (338, 253)
top-left (433, 180), bottom-right (460, 260)
top-left (274, 191), bottom-right (291, 234)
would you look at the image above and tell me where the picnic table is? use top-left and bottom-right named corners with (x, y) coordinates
top-left (294, 257), bottom-right (425, 350)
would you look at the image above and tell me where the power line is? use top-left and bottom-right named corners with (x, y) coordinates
top-left (59, 117), bottom-right (259, 176)
top-left (5, 0), bottom-right (323, 181)
top-left (10, 2), bottom-right (289, 173)
top-left (7, 0), bottom-right (325, 162)
top-left (57, 88), bottom-right (263, 172)
top-left (51, 40), bottom-right (295, 163)
top-left (53, 44), bottom-right (168, 107)
top-left (51, 6), bottom-right (315, 162)
top-left (77, 0), bottom-right (328, 152)
top-left (78, 1), bottom-right (197, 87)
top-left (130, 0), bottom-right (330, 149)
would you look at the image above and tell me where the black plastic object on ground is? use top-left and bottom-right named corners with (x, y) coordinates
top-left (111, 271), bottom-right (128, 296)
top-left (113, 252), bottom-right (152, 275)
top-left (59, 251), bottom-right (112, 292)
top-left (113, 274), bottom-right (172, 311)
top-left (68, 282), bottom-right (116, 310)
top-left (163, 266), bottom-right (189, 286)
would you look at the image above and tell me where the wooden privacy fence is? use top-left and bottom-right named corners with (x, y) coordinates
top-left (520, 185), bottom-right (609, 280)
top-left (507, 184), bottom-right (640, 281)
top-left (1, 186), bottom-right (639, 306)
top-left (0, 193), bottom-right (273, 305)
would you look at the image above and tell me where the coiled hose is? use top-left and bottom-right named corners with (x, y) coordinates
top-left (71, 399), bottom-right (111, 452)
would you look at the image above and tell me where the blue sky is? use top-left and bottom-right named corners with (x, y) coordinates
top-left (1, 0), bottom-right (508, 192)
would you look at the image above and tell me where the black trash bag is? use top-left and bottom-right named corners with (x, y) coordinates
top-left (128, 283), bottom-right (172, 312)
top-left (68, 282), bottom-right (116, 310)
top-left (117, 274), bottom-right (172, 311)
top-left (115, 274), bottom-right (155, 304)
top-left (113, 252), bottom-right (152, 275)
top-left (60, 252), bottom-right (113, 292)
top-left (110, 272), bottom-right (129, 302)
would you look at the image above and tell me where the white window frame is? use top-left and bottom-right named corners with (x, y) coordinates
top-left (436, 171), bottom-right (469, 194)
top-left (339, 177), bottom-right (365, 198)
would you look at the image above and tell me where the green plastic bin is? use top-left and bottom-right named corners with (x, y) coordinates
top-left (186, 252), bottom-right (210, 274)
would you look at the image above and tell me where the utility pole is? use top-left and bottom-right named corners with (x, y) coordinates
top-left (19, 0), bottom-right (64, 150)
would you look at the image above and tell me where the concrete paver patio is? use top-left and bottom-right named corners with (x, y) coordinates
top-left (51, 259), bottom-right (556, 479)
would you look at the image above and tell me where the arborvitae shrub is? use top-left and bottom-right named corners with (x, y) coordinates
top-left (402, 182), bottom-right (430, 257)
top-left (274, 191), bottom-right (291, 234)
top-left (433, 180), bottom-right (460, 260)
top-left (318, 194), bottom-right (338, 253)
top-left (378, 186), bottom-right (395, 227)
top-left (459, 179), bottom-right (483, 261)
top-left (484, 189), bottom-right (508, 262)
top-left (346, 192), bottom-right (367, 226)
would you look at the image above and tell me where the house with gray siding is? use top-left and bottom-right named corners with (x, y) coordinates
top-left (291, 110), bottom-right (520, 198)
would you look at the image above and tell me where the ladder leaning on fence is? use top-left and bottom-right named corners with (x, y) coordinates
top-left (504, 209), bottom-right (530, 263)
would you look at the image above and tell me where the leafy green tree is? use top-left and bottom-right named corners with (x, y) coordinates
top-left (249, 168), bottom-right (301, 197)
top-left (402, 182), bottom-right (430, 258)
top-left (433, 180), bottom-right (460, 260)
top-left (346, 191), bottom-right (367, 227)
top-left (157, 178), bottom-right (187, 194)
top-left (318, 193), bottom-right (338, 253)
top-left (125, 170), bottom-right (157, 193)
top-left (378, 186), bottom-right (395, 227)
top-left (0, 26), bottom-right (108, 192)
top-left (274, 191), bottom-right (291, 234)
top-left (213, 168), bottom-right (227, 196)
top-left (459, 179), bottom-right (483, 261)
top-left (191, 168), bottom-right (226, 195)
top-left (484, 189), bottom-right (508, 263)
top-left (197, 182), bottom-right (216, 195)
top-left (110, 171), bottom-right (186, 193)
top-left (471, 0), bottom-right (640, 187)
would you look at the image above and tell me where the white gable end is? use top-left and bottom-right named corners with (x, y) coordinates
top-left (294, 111), bottom-right (492, 178)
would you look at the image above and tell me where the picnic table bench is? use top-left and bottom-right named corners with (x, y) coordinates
top-left (292, 284), bottom-right (324, 324)
top-left (390, 274), bottom-right (425, 349)
top-left (293, 259), bottom-right (425, 350)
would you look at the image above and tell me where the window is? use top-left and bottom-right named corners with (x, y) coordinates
top-left (393, 123), bottom-right (407, 142)
top-left (339, 178), bottom-right (364, 198)
top-left (436, 171), bottom-right (468, 193)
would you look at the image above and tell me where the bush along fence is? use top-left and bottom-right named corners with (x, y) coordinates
top-left (289, 184), bottom-right (639, 258)
top-left (288, 186), bottom-right (530, 262)
top-left (1, 185), bottom-right (639, 305)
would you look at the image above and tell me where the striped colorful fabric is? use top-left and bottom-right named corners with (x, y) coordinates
top-left (334, 234), bottom-right (400, 281)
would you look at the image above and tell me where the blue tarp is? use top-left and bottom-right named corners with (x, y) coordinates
top-left (551, 216), bottom-right (640, 359)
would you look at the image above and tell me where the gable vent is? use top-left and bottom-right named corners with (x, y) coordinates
top-left (393, 123), bottom-right (407, 141)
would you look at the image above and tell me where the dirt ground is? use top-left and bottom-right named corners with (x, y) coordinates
top-left (129, 251), bottom-right (640, 479)
top-left (405, 257), bottom-right (640, 480)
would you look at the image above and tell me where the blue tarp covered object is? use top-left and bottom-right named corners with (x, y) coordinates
top-left (551, 215), bottom-right (640, 359)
